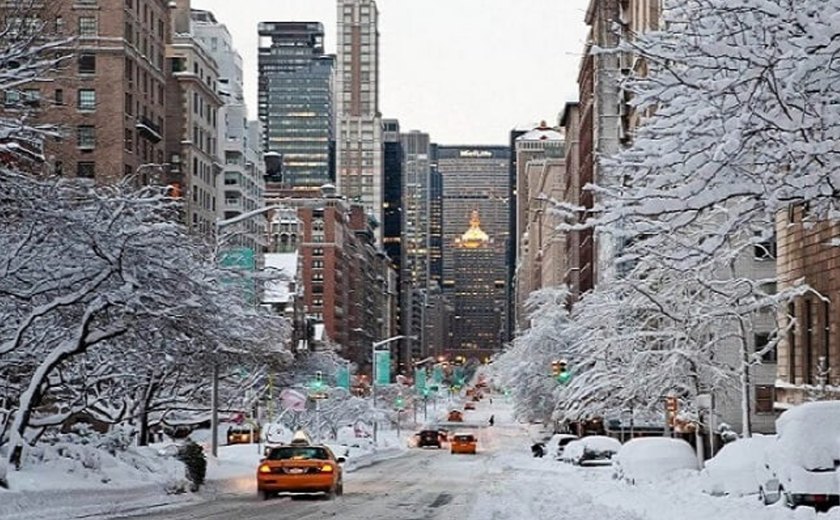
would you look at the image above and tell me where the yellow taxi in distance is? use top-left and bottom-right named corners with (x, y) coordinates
top-left (450, 433), bottom-right (477, 454)
top-left (256, 444), bottom-right (345, 500)
top-left (447, 410), bottom-right (464, 422)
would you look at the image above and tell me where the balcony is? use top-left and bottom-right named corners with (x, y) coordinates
top-left (135, 116), bottom-right (162, 143)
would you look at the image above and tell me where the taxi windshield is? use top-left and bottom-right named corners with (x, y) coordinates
top-left (267, 447), bottom-right (330, 461)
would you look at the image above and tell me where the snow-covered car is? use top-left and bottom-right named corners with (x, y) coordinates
top-left (613, 437), bottom-right (699, 485)
top-left (701, 435), bottom-right (775, 497)
top-left (562, 435), bottom-right (621, 465)
top-left (544, 433), bottom-right (579, 460)
top-left (757, 401), bottom-right (840, 510)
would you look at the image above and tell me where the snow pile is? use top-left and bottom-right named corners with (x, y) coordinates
top-left (701, 435), bottom-right (775, 496)
top-left (614, 437), bottom-right (699, 484)
top-left (775, 401), bottom-right (840, 471)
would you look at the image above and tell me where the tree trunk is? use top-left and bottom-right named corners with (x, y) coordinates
top-left (7, 304), bottom-right (124, 469)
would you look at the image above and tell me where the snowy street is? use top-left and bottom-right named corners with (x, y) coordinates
top-left (32, 400), bottom-right (822, 520)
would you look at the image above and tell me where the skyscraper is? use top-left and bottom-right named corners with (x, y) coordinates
top-left (335, 0), bottom-right (383, 241)
top-left (438, 145), bottom-right (511, 349)
top-left (258, 22), bottom-right (334, 188)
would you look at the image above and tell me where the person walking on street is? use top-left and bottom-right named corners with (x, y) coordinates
top-left (488, 415), bottom-right (495, 426)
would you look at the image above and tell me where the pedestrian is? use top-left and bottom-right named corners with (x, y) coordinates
top-left (488, 415), bottom-right (495, 426)
top-left (489, 397), bottom-right (493, 405)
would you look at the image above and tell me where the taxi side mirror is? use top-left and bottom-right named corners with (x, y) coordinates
top-left (336, 457), bottom-right (346, 464)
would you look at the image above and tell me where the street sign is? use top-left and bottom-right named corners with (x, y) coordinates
top-left (432, 365), bottom-right (443, 384)
top-left (336, 366), bottom-right (351, 390)
top-left (414, 368), bottom-right (426, 394)
top-left (374, 349), bottom-right (390, 386)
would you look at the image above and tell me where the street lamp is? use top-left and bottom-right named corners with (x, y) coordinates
top-left (209, 204), bottom-right (291, 458)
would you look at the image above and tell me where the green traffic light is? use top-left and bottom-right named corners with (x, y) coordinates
top-left (557, 371), bottom-right (572, 384)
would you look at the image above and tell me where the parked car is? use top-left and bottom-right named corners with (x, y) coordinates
top-left (562, 435), bottom-right (621, 465)
top-left (758, 401), bottom-right (840, 510)
top-left (701, 435), bottom-right (775, 497)
top-left (464, 401), bottom-right (476, 410)
top-left (613, 437), bottom-right (699, 484)
top-left (549, 434), bottom-right (580, 460)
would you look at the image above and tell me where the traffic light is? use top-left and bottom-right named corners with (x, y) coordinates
top-left (395, 395), bottom-right (405, 410)
top-left (554, 360), bottom-right (572, 384)
top-left (311, 371), bottom-right (325, 393)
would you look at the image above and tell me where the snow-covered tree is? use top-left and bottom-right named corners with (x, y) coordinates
top-left (493, 287), bottom-right (580, 423)
top-left (0, 172), bottom-right (290, 468)
top-left (595, 0), bottom-right (840, 251)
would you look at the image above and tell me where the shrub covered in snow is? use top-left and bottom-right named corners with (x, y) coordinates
top-left (177, 441), bottom-right (206, 492)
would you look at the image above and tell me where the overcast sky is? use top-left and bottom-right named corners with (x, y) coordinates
top-left (192, 0), bottom-right (591, 145)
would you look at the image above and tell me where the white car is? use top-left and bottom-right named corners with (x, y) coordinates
top-left (562, 435), bottom-right (621, 465)
top-left (613, 437), bottom-right (699, 485)
top-left (701, 435), bottom-right (775, 497)
top-left (757, 401), bottom-right (840, 510)
top-left (546, 434), bottom-right (579, 460)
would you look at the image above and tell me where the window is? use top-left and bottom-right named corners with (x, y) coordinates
top-left (78, 16), bottom-right (97, 37)
top-left (22, 88), bottom-right (39, 107)
top-left (4, 90), bottom-right (19, 107)
top-left (77, 89), bottom-right (95, 110)
top-left (124, 128), bottom-right (133, 151)
top-left (78, 53), bottom-right (96, 74)
top-left (77, 125), bottom-right (95, 148)
top-left (754, 233), bottom-right (776, 260)
top-left (54, 89), bottom-right (64, 105)
top-left (312, 247), bottom-right (323, 257)
top-left (76, 161), bottom-right (95, 178)
top-left (755, 332), bottom-right (776, 363)
top-left (755, 385), bottom-right (775, 413)
top-left (788, 303), bottom-right (796, 383)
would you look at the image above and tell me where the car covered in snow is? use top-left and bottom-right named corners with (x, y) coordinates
top-left (613, 437), bottom-right (699, 484)
top-left (562, 435), bottom-right (621, 465)
top-left (700, 435), bottom-right (775, 497)
top-left (757, 401), bottom-right (840, 510)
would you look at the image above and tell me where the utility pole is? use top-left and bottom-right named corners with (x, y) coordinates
top-left (210, 364), bottom-right (219, 457)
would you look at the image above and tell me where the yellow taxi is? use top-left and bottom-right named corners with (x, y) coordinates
top-left (450, 432), bottom-right (477, 454)
top-left (256, 443), bottom-right (345, 500)
top-left (447, 409), bottom-right (464, 422)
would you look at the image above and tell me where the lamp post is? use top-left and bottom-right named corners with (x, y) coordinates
top-left (209, 204), bottom-right (290, 458)
top-left (370, 334), bottom-right (417, 442)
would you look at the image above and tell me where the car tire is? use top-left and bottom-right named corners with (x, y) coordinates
top-left (258, 490), bottom-right (270, 501)
top-left (336, 480), bottom-right (344, 496)
top-left (781, 487), bottom-right (794, 509)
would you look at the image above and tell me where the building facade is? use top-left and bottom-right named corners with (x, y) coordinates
top-left (192, 8), bottom-right (264, 253)
top-left (257, 21), bottom-right (334, 189)
top-left (776, 214), bottom-right (840, 408)
top-left (449, 211), bottom-right (506, 360)
top-left (166, 0), bottom-right (223, 237)
top-left (512, 123), bottom-right (564, 329)
top-left (437, 145), bottom-right (511, 347)
top-left (335, 0), bottom-right (383, 240)
top-left (1, 0), bottom-right (171, 183)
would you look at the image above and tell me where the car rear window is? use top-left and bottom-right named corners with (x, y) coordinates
top-left (267, 447), bottom-right (330, 461)
top-left (454, 435), bottom-right (475, 442)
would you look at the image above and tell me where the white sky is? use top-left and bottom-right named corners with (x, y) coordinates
top-left (191, 0), bottom-right (591, 144)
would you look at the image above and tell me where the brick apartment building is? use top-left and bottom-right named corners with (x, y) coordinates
top-left (0, 0), bottom-right (171, 182)
top-left (268, 186), bottom-right (397, 375)
top-left (776, 212), bottom-right (840, 406)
